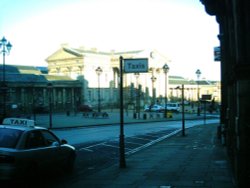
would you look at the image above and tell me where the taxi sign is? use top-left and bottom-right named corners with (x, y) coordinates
top-left (124, 58), bottom-right (148, 73)
top-left (3, 118), bottom-right (35, 127)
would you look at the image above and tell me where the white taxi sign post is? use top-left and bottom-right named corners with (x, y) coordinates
top-left (2, 118), bottom-right (35, 127)
top-left (124, 58), bottom-right (148, 73)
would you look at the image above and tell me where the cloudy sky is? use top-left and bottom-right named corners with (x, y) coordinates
top-left (0, 0), bottom-right (219, 80)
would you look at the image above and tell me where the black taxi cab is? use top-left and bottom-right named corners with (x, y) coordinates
top-left (0, 118), bottom-right (76, 180)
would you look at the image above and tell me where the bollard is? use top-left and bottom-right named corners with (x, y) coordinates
top-left (217, 125), bottom-right (222, 139)
top-left (168, 112), bottom-right (173, 118)
top-left (102, 112), bottom-right (109, 118)
top-left (143, 113), bottom-right (147, 120)
top-left (66, 111), bottom-right (70, 116)
top-left (133, 113), bottom-right (137, 119)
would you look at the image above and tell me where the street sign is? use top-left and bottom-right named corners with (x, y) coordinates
top-left (214, 46), bottom-right (221, 61)
top-left (202, 94), bottom-right (212, 101)
top-left (123, 58), bottom-right (148, 73)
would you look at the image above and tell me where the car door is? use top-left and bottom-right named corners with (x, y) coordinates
top-left (40, 130), bottom-right (67, 166)
top-left (23, 130), bottom-right (59, 170)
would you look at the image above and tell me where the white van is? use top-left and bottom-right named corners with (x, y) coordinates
top-left (165, 103), bottom-right (180, 112)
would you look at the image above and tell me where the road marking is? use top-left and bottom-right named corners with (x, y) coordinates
top-left (79, 148), bottom-right (93, 152)
top-left (125, 141), bottom-right (144, 146)
top-left (101, 143), bottom-right (120, 149)
top-left (79, 142), bottom-right (107, 151)
top-left (144, 134), bottom-right (160, 138)
top-left (126, 129), bottom-right (181, 155)
top-left (87, 142), bottom-right (106, 148)
top-left (130, 137), bottom-right (152, 141)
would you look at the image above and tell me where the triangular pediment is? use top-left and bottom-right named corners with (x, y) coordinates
top-left (46, 47), bottom-right (83, 62)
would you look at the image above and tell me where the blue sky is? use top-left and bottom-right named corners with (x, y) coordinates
top-left (0, 0), bottom-right (220, 80)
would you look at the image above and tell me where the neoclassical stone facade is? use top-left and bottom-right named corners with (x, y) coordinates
top-left (0, 46), bottom-right (220, 119)
top-left (46, 45), bottom-right (221, 109)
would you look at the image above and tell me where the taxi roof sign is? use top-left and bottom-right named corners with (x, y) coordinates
top-left (3, 118), bottom-right (35, 127)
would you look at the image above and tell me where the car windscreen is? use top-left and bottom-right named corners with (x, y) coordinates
top-left (0, 128), bottom-right (23, 148)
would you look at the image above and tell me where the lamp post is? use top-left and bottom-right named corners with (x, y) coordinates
top-left (195, 69), bottom-right (201, 116)
top-left (151, 76), bottom-right (157, 104)
top-left (32, 86), bottom-right (36, 121)
top-left (134, 73), bottom-right (140, 118)
top-left (47, 83), bottom-right (53, 129)
top-left (162, 63), bottom-right (169, 118)
top-left (176, 85), bottom-right (185, 136)
top-left (0, 37), bottom-right (12, 120)
top-left (95, 67), bottom-right (103, 113)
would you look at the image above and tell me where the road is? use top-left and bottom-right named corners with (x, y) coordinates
top-left (52, 118), bottom-right (219, 145)
top-left (5, 118), bottom-right (219, 188)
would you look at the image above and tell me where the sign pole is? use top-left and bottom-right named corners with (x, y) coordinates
top-left (181, 84), bottom-right (185, 136)
top-left (204, 100), bottom-right (207, 125)
top-left (119, 56), bottom-right (126, 168)
top-left (118, 57), bottom-right (148, 168)
top-left (201, 94), bottom-right (211, 126)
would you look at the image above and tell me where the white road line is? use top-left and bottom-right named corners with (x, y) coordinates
top-left (130, 137), bottom-right (153, 141)
top-left (125, 141), bottom-right (144, 146)
top-left (86, 142), bottom-right (106, 148)
top-left (79, 142), bottom-right (106, 151)
top-left (144, 134), bottom-right (160, 138)
top-left (79, 148), bottom-right (93, 152)
top-left (101, 143), bottom-right (120, 149)
top-left (126, 129), bottom-right (181, 155)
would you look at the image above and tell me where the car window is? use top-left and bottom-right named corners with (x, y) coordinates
top-left (41, 130), bottom-right (59, 146)
top-left (0, 128), bottom-right (23, 148)
top-left (25, 131), bottom-right (46, 149)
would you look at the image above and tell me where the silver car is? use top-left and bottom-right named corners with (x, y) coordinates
top-left (144, 104), bottom-right (164, 112)
top-left (0, 118), bottom-right (76, 180)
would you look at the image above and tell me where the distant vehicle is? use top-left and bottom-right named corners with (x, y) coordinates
top-left (34, 105), bottom-right (49, 113)
top-left (144, 104), bottom-right (164, 112)
top-left (164, 103), bottom-right (180, 113)
top-left (78, 104), bottom-right (93, 112)
top-left (0, 118), bottom-right (76, 180)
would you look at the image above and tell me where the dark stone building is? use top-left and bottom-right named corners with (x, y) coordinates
top-left (200, 0), bottom-right (250, 187)
top-left (0, 65), bottom-right (81, 119)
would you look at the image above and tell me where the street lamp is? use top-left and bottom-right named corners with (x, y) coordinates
top-left (47, 83), bottom-right (53, 129)
top-left (195, 69), bottom-right (201, 116)
top-left (151, 76), bottom-right (157, 104)
top-left (95, 66), bottom-right (103, 113)
top-left (32, 86), bottom-right (36, 121)
top-left (162, 63), bottom-right (169, 118)
top-left (0, 37), bottom-right (12, 120)
top-left (134, 73), bottom-right (140, 118)
top-left (176, 85), bottom-right (185, 136)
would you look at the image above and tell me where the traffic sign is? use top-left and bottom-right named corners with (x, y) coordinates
top-left (123, 58), bottom-right (148, 73)
top-left (202, 94), bottom-right (212, 101)
top-left (214, 46), bottom-right (221, 61)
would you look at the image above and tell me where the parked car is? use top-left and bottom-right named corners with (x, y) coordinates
top-left (0, 118), bottom-right (76, 180)
top-left (34, 105), bottom-right (49, 113)
top-left (144, 104), bottom-right (164, 112)
top-left (164, 103), bottom-right (180, 113)
top-left (78, 104), bottom-right (93, 112)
